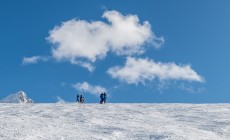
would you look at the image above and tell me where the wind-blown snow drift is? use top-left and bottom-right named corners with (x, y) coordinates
top-left (0, 104), bottom-right (229, 140)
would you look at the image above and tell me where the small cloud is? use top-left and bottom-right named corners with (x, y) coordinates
top-left (47, 10), bottom-right (164, 71)
top-left (70, 59), bottom-right (95, 72)
top-left (101, 5), bottom-right (107, 10)
top-left (72, 82), bottom-right (107, 96)
top-left (56, 96), bottom-right (66, 103)
top-left (107, 57), bottom-right (205, 85)
top-left (178, 83), bottom-right (206, 93)
top-left (22, 56), bottom-right (48, 65)
top-left (60, 82), bottom-right (67, 87)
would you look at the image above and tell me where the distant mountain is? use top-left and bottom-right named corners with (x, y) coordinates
top-left (0, 91), bottom-right (33, 103)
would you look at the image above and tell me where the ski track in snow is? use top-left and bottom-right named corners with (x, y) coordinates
top-left (0, 103), bottom-right (230, 140)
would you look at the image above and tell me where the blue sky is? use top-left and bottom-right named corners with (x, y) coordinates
top-left (0, 0), bottom-right (230, 103)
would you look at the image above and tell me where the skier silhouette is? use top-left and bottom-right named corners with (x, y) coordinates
top-left (76, 93), bottom-right (80, 102)
top-left (103, 92), bottom-right (107, 103)
top-left (100, 92), bottom-right (107, 104)
top-left (100, 92), bottom-right (103, 104)
top-left (80, 94), bottom-right (84, 103)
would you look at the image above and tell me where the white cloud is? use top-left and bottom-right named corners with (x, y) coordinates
top-left (70, 59), bottom-right (95, 72)
top-left (107, 57), bottom-right (204, 85)
top-left (60, 82), bottom-right (67, 87)
top-left (22, 56), bottom-right (48, 65)
top-left (178, 83), bottom-right (206, 93)
top-left (56, 96), bottom-right (66, 103)
top-left (47, 10), bottom-right (164, 71)
top-left (72, 82), bottom-right (107, 96)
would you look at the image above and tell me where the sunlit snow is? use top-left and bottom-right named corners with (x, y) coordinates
top-left (0, 103), bottom-right (230, 140)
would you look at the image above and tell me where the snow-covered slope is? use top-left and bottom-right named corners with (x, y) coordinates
top-left (0, 103), bottom-right (230, 140)
top-left (0, 91), bottom-right (33, 103)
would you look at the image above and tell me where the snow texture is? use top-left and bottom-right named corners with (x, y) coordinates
top-left (0, 103), bottom-right (230, 140)
top-left (0, 91), bottom-right (33, 103)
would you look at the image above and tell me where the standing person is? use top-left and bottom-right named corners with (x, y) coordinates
top-left (103, 92), bottom-right (107, 103)
top-left (100, 92), bottom-right (107, 104)
top-left (76, 93), bottom-right (80, 102)
top-left (80, 94), bottom-right (84, 103)
top-left (100, 92), bottom-right (103, 104)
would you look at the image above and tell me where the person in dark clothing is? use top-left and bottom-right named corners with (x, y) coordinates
top-left (100, 92), bottom-right (107, 104)
top-left (103, 92), bottom-right (107, 103)
top-left (100, 92), bottom-right (104, 104)
top-left (76, 94), bottom-right (80, 102)
top-left (80, 94), bottom-right (84, 103)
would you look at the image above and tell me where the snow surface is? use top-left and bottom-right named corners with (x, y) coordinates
top-left (0, 91), bottom-right (33, 103)
top-left (0, 103), bottom-right (230, 140)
